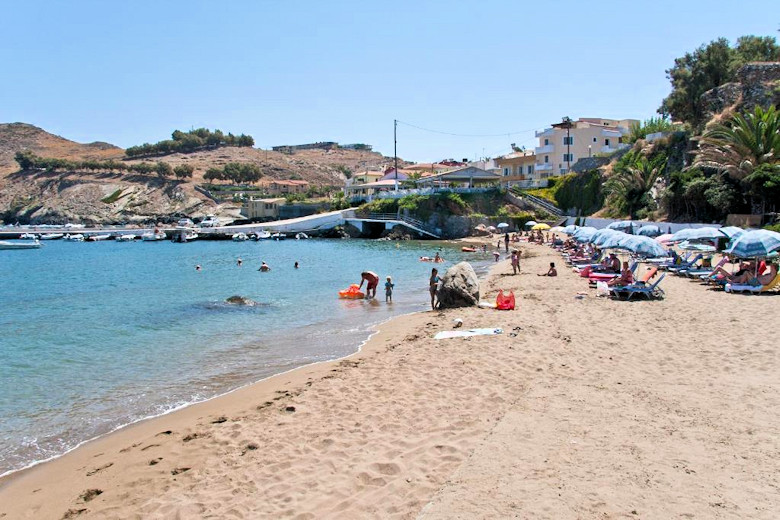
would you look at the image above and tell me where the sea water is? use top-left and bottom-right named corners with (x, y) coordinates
top-left (0, 238), bottom-right (490, 476)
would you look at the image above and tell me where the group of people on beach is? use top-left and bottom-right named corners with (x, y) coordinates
top-left (357, 267), bottom-right (441, 309)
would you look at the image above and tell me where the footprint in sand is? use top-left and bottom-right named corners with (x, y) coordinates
top-left (86, 463), bottom-right (113, 476)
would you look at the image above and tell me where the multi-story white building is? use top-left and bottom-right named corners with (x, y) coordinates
top-left (533, 117), bottom-right (638, 179)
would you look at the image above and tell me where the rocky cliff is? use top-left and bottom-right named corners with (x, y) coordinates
top-left (700, 62), bottom-right (780, 124)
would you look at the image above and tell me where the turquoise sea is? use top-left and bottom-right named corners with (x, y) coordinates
top-left (0, 238), bottom-right (488, 476)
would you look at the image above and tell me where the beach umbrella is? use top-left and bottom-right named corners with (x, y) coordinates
top-left (678, 240), bottom-right (716, 252)
top-left (573, 226), bottom-right (597, 243)
top-left (637, 225), bottom-right (661, 237)
top-left (655, 233), bottom-right (675, 245)
top-left (682, 226), bottom-right (728, 242)
top-left (524, 220), bottom-right (538, 228)
top-left (532, 223), bottom-right (551, 230)
top-left (562, 225), bottom-right (579, 234)
top-left (723, 229), bottom-right (780, 258)
top-left (589, 228), bottom-right (621, 246)
top-left (607, 221), bottom-right (633, 231)
top-left (620, 235), bottom-right (669, 257)
top-left (669, 228), bottom-right (697, 243)
top-left (497, 222), bottom-right (509, 229)
top-left (718, 226), bottom-right (745, 239)
top-left (551, 226), bottom-right (565, 232)
top-left (599, 233), bottom-right (633, 250)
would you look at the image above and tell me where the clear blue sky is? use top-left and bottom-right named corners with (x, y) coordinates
top-left (1, 0), bottom-right (777, 162)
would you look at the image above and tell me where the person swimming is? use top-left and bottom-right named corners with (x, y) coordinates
top-left (259, 261), bottom-right (270, 272)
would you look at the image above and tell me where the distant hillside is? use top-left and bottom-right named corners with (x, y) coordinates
top-left (0, 123), bottom-right (400, 224)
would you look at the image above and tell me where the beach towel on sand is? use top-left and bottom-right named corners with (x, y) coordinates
top-left (434, 328), bottom-right (503, 340)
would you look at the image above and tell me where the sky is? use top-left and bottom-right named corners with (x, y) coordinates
top-left (1, 0), bottom-right (777, 162)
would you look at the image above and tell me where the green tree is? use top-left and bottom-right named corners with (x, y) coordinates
top-left (204, 167), bottom-right (224, 183)
top-left (14, 150), bottom-right (37, 170)
top-left (173, 164), bottom-right (194, 179)
top-left (604, 153), bottom-right (666, 219)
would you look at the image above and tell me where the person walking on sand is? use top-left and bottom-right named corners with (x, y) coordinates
top-left (504, 232), bottom-right (510, 253)
top-left (511, 250), bottom-right (519, 275)
top-left (429, 268), bottom-right (440, 310)
top-left (385, 276), bottom-right (394, 303)
top-left (359, 271), bottom-right (379, 299)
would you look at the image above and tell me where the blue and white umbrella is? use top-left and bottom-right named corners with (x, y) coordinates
top-left (562, 225), bottom-right (579, 234)
top-left (718, 226), bottom-right (745, 239)
top-left (607, 221), bottom-right (633, 231)
top-left (621, 235), bottom-right (669, 257)
top-left (590, 228), bottom-right (623, 246)
top-left (669, 228), bottom-right (699, 243)
top-left (637, 225), bottom-right (661, 237)
top-left (524, 220), bottom-right (538, 228)
top-left (573, 226), bottom-right (597, 243)
top-left (724, 229), bottom-right (780, 258)
top-left (678, 240), bottom-right (716, 252)
top-left (683, 227), bottom-right (728, 242)
top-left (497, 222), bottom-right (509, 229)
top-left (599, 233), bottom-right (633, 250)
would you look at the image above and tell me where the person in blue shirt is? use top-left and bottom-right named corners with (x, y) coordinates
top-left (385, 276), bottom-right (394, 303)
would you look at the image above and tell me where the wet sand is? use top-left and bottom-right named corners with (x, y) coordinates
top-left (1, 239), bottom-right (778, 519)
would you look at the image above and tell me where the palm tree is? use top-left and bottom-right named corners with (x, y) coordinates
top-left (604, 153), bottom-right (666, 219)
top-left (694, 105), bottom-right (780, 180)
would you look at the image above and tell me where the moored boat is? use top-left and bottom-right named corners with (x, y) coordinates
top-left (272, 232), bottom-right (286, 241)
top-left (86, 234), bottom-right (111, 241)
top-left (232, 232), bottom-right (249, 241)
top-left (141, 231), bottom-right (167, 241)
top-left (64, 234), bottom-right (85, 241)
top-left (254, 230), bottom-right (272, 240)
top-left (40, 233), bottom-right (64, 240)
top-left (20, 233), bottom-right (38, 239)
top-left (171, 228), bottom-right (198, 243)
top-left (115, 234), bottom-right (137, 242)
top-left (0, 240), bottom-right (41, 250)
top-left (295, 232), bottom-right (309, 240)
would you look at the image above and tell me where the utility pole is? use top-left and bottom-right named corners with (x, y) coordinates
top-left (394, 119), bottom-right (398, 191)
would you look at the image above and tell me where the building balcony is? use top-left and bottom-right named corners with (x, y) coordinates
top-left (535, 128), bottom-right (554, 138)
top-left (535, 162), bottom-right (553, 171)
top-left (534, 144), bottom-right (554, 154)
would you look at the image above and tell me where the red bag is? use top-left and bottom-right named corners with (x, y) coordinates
top-left (495, 290), bottom-right (515, 310)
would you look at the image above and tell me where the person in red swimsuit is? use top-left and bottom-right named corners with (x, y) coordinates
top-left (359, 271), bottom-right (379, 299)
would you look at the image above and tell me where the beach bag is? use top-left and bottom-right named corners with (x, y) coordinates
top-left (596, 281), bottom-right (610, 297)
top-left (495, 290), bottom-right (515, 310)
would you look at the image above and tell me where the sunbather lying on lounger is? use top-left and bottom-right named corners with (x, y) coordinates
top-left (710, 260), bottom-right (757, 284)
top-left (608, 261), bottom-right (634, 286)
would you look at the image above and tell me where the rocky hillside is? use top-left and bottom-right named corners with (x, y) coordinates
top-left (0, 123), bottom-right (398, 224)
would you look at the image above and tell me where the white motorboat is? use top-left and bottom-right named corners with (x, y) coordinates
top-left (115, 234), bottom-right (137, 242)
top-left (171, 228), bottom-right (198, 243)
top-left (64, 234), bottom-right (85, 241)
top-left (295, 232), bottom-right (309, 240)
top-left (40, 233), bottom-right (64, 240)
top-left (86, 234), bottom-right (111, 241)
top-left (20, 233), bottom-right (38, 239)
top-left (0, 240), bottom-right (41, 250)
top-left (272, 232), bottom-right (286, 241)
top-left (142, 231), bottom-right (167, 241)
top-left (232, 232), bottom-right (249, 241)
top-left (254, 230), bottom-right (272, 240)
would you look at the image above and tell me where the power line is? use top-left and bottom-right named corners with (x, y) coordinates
top-left (396, 119), bottom-right (541, 138)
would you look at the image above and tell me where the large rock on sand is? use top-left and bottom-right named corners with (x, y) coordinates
top-left (437, 262), bottom-right (480, 308)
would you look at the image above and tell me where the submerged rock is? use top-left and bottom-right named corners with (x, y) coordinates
top-left (437, 262), bottom-right (480, 308)
top-left (225, 295), bottom-right (258, 306)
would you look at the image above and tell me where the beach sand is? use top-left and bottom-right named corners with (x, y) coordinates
top-left (1, 240), bottom-right (778, 519)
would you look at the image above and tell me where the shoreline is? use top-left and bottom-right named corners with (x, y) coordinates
top-left (0, 239), bottom-right (499, 487)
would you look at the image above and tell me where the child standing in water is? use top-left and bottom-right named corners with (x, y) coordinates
top-left (385, 276), bottom-right (394, 303)
top-left (429, 268), bottom-right (440, 310)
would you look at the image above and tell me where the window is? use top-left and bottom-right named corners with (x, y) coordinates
top-left (604, 139), bottom-right (610, 147)
top-left (503, 167), bottom-right (509, 176)
top-left (527, 165), bottom-right (534, 174)
top-left (560, 168), bottom-right (567, 174)
top-left (563, 136), bottom-right (574, 145)
top-left (544, 155), bottom-right (549, 163)
top-left (593, 137), bottom-right (597, 143)
top-left (618, 137), bottom-right (623, 144)
top-left (563, 153), bottom-right (574, 162)
top-left (544, 138), bottom-right (549, 146)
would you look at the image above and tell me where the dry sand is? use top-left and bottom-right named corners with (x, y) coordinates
top-left (1, 240), bottom-right (778, 519)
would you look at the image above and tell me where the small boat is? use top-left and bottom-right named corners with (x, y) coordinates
top-left (171, 228), bottom-right (198, 243)
top-left (20, 233), bottom-right (38, 239)
top-left (0, 240), bottom-right (41, 250)
top-left (295, 232), bottom-right (309, 240)
top-left (232, 232), bottom-right (249, 241)
top-left (141, 231), bottom-right (167, 241)
top-left (40, 233), bottom-right (64, 240)
top-left (64, 234), bottom-right (85, 241)
top-left (272, 232), bottom-right (286, 241)
top-left (115, 234), bottom-right (137, 242)
top-left (86, 234), bottom-right (111, 241)
top-left (254, 230), bottom-right (272, 240)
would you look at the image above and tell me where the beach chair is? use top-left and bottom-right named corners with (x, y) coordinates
top-left (588, 262), bottom-right (638, 285)
top-left (667, 254), bottom-right (703, 273)
top-left (611, 273), bottom-right (666, 300)
top-left (658, 252), bottom-right (691, 270)
top-left (683, 257), bottom-right (727, 278)
top-left (724, 272), bottom-right (780, 294)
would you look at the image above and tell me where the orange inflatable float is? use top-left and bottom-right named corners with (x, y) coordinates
top-left (338, 284), bottom-right (365, 299)
top-left (461, 247), bottom-right (476, 252)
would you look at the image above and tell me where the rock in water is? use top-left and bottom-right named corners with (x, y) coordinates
top-left (437, 262), bottom-right (480, 308)
top-left (225, 295), bottom-right (256, 306)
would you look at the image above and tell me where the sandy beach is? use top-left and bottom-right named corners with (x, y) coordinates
top-left (1, 240), bottom-right (778, 519)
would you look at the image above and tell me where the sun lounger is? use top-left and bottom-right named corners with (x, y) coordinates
top-left (610, 273), bottom-right (666, 300)
top-left (667, 254), bottom-right (703, 273)
top-left (588, 262), bottom-right (638, 284)
top-left (724, 273), bottom-right (780, 294)
top-left (683, 257), bottom-right (727, 278)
